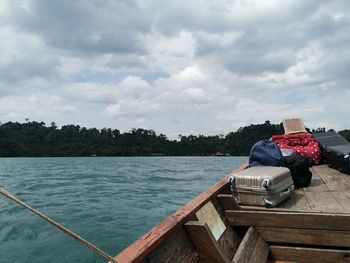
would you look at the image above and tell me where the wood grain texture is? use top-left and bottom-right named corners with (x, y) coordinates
top-left (217, 226), bottom-right (241, 261)
top-left (114, 161), bottom-right (248, 263)
top-left (249, 236), bottom-right (270, 263)
top-left (270, 246), bottom-right (350, 263)
top-left (303, 171), bottom-right (328, 192)
top-left (312, 165), bottom-right (350, 191)
top-left (195, 201), bottom-right (226, 241)
top-left (144, 229), bottom-right (201, 263)
top-left (217, 194), bottom-right (241, 210)
top-left (232, 227), bottom-right (269, 263)
top-left (277, 189), bottom-right (311, 210)
top-left (304, 191), bottom-right (343, 211)
top-left (226, 210), bottom-right (350, 231)
top-left (257, 227), bottom-right (350, 247)
top-left (185, 221), bottom-right (230, 263)
top-left (331, 192), bottom-right (350, 212)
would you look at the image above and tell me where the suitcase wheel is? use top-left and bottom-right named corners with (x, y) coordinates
top-left (264, 199), bottom-right (274, 208)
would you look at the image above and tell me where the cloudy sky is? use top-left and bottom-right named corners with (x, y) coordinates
top-left (0, 0), bottom-right (350, 138)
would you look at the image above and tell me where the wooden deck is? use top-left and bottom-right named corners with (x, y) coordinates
top-left (115, 163), bottom-right (350, 263)
top-left (225, 164), bottom-right (350, 263)
top-left (275, 164), bottom-right (350, 213)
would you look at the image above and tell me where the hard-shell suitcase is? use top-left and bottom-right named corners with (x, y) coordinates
top-left (324, 145), bottom-right (350, 174)
top-left (313, 131), bottom-right (349, 148)
top-left (313, 131), bottom-right (350, 174)
top-left (229, 166), bottom-right (294, 208)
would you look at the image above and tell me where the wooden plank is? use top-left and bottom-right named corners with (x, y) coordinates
top-left (303, 170), bottom-right (328, 192)
top-left (240, 205), bottom-right (321, 213)
top-left (277, 189), bottom-right (311, 210)
top-left (270, 245), bottom-right (350, 263)
top-left (257, 227), bottom-right (350, 247)
top-left (196, 201), bottom-right (226, 240)
top-left (232, 227), bottom-right (269, 263)
top-left (239, 205), bottom-right (350, 214)
top-left (185, 221), bottom-right (230, 263)
top-left (232, 227), bottom-right (259, 263)
top-left (145, 229), bottom-right (201, 263)
top-left (217, 194), bottom-right (241, 210)
top-left (114, 161), bottom-right (248, 263)
top-left (217, 226), bottom-right (241, 261)
top-left (304, 191), bottom-right (343, 211)
top-left (331, 192), bottom-right (350, 212)
top-left (249, 236), bottom-right (270, 263)
top-left (226, 210), bottom-right (350, 231)
top-left (312, 165), bottom-right (350, 191)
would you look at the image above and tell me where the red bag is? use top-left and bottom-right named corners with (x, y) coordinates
top-left (272, 133), bottom-right (320, 165)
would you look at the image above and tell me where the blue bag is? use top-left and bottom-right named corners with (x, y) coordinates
top-left (249, 140), bottom-right (284, 167)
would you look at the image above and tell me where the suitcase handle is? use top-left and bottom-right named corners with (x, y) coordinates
top-left (279, 186), bottom-right (292, 198)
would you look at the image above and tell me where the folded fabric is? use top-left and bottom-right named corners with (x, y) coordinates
top-left (272, 133), bottom-right (321, 165)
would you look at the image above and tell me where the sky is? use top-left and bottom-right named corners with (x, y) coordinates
top-left (0, 0), bottom-right (350, 138)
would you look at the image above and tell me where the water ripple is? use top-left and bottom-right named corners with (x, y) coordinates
top-left (0, 156), bottom-right (247, 263)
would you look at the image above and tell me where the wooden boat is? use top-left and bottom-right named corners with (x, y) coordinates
top-left (113, 162), bottom-right (350, 263)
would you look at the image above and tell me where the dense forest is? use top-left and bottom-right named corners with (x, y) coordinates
top-left (0, 120), bottom-right (349, 157)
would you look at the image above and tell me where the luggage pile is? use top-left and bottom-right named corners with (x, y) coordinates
top-left (230, 119), bottom-right (314, 208)
top-left (230, 139), bottom-right (295, 208)
top-left (230, 118), bottom-right (350, 208)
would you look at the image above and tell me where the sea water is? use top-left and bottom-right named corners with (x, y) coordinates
top-left (0, 156), bottom-right (247, 263)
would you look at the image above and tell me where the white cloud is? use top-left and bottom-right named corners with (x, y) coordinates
top-left (0, 94), bottom-right (75, 121)
top-left (0, 0), bottom-right (350, 135)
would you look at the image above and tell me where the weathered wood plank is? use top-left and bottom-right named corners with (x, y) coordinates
top-left (277, 189), bottom-right (311, 210)
top-left (249, 236), bottom-right (270, 263)
top-left (195, 201), bottom-right (226, 241)
top-left (304, 191), bottom-right (343, 211)
top-left (114, 161), bottom-right (248, 263)
top-left (232, 227), bottom-right (269, 263)
top-left (257, 227), bottom-right (350, 247)
top-left (240, 205), bottom-right (320, 213)
top-left (217, 194), bottom-right (241, 210)
top-left (185, 221), bottom-right (230, 263)
top-left (312, 165), bottom-right (350, 191)
top-left (303, 170), bottom-right (328, 192)
top-left (331, 192), bottom-right (350, 212)
top-left (217, 226), bottom-right (241, 261)
top-left (270, 245), bottom-right (350, 263)
top-left (145, 229), bottom-right (201, 263)
top-left (232, 227), bottom-right (258, 263)
top-left (226, 210), bottom-right (350, 230)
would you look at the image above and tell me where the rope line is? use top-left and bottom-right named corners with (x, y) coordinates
top-left (0, 187), bottom-right (118, 263)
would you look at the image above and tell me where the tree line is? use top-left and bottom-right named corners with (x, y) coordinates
top-left (0, 120), bottom-right (349, 157)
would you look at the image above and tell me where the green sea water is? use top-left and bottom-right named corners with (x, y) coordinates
top-left (0, 156), bottom-right (247, 263)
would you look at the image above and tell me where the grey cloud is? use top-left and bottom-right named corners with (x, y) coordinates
top-left (0, 57), bottom-right (60, 85)
top-left (1, 0), bottom-right (350, 135)
top-left (5, 0), bottom-right (150, 55)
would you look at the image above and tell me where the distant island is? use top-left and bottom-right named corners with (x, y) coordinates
top-left (0, 120), bottom-right (349, 157)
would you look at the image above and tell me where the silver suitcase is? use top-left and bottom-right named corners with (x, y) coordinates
top-left (229, 166), bottom-right (294, 207)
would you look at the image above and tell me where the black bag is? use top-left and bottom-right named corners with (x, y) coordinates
top-left (313, 131), bottom-right (350, 174)
top-left (285, 155), bottom-right (312, 187)
top-left (324, 145), bottom-right (350, 174)
top-left (249, 140), bottom-right (284, 167)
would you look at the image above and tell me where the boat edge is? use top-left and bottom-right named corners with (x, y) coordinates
top-left (112, 161), bottom-right (249, 263)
